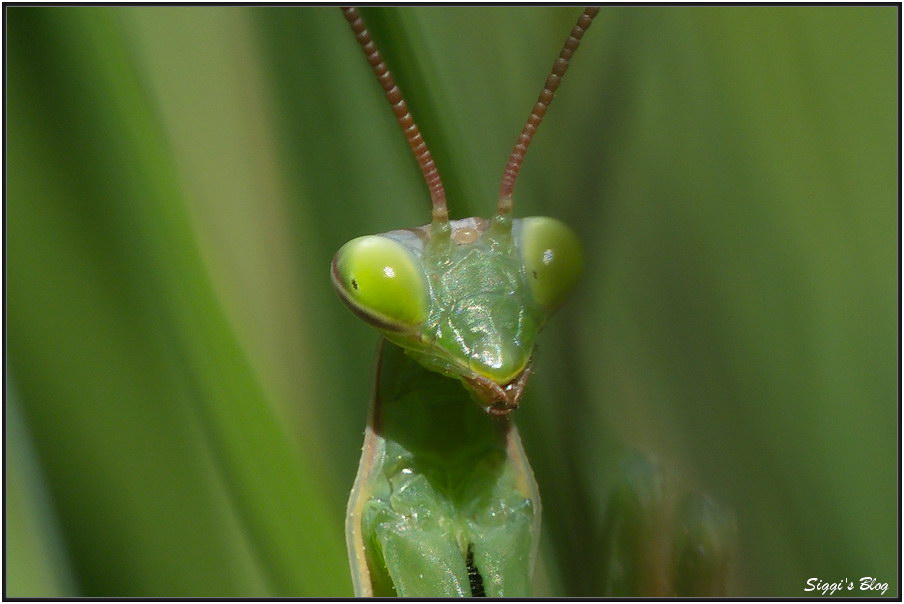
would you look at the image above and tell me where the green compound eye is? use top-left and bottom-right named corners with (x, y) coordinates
top-left (332, 235), bottom-right (428, 330)
top-left (519, 217), bottom-right (583, 310)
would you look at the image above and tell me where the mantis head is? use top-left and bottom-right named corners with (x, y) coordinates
top-left (332, 214), bottom-right (581, 414)
top-left (332, 7), bottom-right (596, 414)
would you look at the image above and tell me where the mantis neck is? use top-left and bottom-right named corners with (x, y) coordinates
top-left (346, 340), bottom-right (540, 597)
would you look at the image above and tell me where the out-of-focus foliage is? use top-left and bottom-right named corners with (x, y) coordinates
top-left (5, 6), bottom-right (897, 597)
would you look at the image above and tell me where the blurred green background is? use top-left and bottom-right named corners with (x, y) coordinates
top-left (5, 6), bottom-right (898, 598)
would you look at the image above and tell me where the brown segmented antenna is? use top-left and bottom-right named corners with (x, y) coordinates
top-left (342, 7), bottom-right (449, 223)
top-left (498, 7), bottom-right (600, 215)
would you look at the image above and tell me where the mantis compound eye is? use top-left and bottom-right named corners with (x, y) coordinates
top-left (519, 217), bottom-right (583, 310)
top-left (331, 235), bottom-right (428, 330)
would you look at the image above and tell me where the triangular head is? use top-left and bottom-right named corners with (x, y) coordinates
top-left (332, 214), bottom-right (581, 414)
top-left (333, 6), bottom-right (597, 415)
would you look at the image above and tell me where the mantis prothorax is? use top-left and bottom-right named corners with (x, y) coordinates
top-left (332, 7), bottom-right (598, 597)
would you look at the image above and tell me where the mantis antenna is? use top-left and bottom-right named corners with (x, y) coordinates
top-left (342, 7), bottom-right (449, 224)
top-left (498, 7), bottom-right (600, 215)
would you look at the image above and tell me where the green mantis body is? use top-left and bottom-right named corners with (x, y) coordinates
top-left (333, 7), bottom-right (598, 597)
top-left (346, 340), bottom-right (539, 597)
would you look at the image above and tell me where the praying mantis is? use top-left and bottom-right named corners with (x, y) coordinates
top-left (331, 6), bottom-right (598, 597)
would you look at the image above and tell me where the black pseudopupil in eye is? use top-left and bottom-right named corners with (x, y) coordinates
top-left (351, 278), bottom-right (358, 290)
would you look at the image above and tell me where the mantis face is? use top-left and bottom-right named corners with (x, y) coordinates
top-left (332, 6), bottom-right (596, 415)
top-left (332, 214), bottom-right (581, 413)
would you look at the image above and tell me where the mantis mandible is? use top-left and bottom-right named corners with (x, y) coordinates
top-left (332, 7), bottom-right (598, 597)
